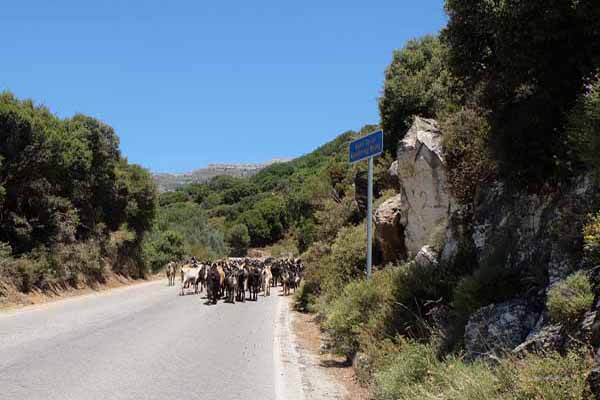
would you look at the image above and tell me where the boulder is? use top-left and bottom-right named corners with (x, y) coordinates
top-left (513, 323), bottom-right (564, 355)
top-left (387, 160), bottom-right (400, 188)
top-left (415, 245), bottom-right (439, 269)
top-left (373, 194), bottom-right (406, 263)
top-left (396, 117), bottom-right (455, 257)
top-left (465, 300), bottom-right (538, 360)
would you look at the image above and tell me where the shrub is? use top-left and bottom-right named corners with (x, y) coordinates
top-left (320, 223), bottom-right (367, 299)
top-left (441, 108), bottom-right (494, 204)
top-left (371, 342), bottom-right (593, 400)
top-left (293, 280), bottom-right (320, 313)
top-left (315, 196), bottom-right (358, 244)
top-left (547, 272), bottom-right (594, 323)
top-left (370, 339), bottom-right (441, 400)
top-left (12, 258), bottom-right (41, 293)
top-left (508, 349), bottom-right (594, 400)
top-left (378, 35), bottom-right (456, 155)
top-left (388, 260), bottom-right (459, 339)
top-left (153, 202), bottom-right (227, 259)
top-left (226, 224), bottom-right (250, 257)
top-left (0, 241), bottom-right (12, 259)
top-left (0, 241), bottom-right (109, 292)
top-left (583, 211), bottom-right (600, 266)
top-left (449, 235), bottom-right (521, 345)
top-left (444, 1), bottom-right (600, 184)
top-left (143, 230), bottom-right (186, 273)
top-left (293, 241), bottom-right (332, 311)
top-left (566, 74), bottom-right (600, 177)
top-left (323, 268), bottom-right (398, 359)
top-left (452, 262), bottom-right (521, 326)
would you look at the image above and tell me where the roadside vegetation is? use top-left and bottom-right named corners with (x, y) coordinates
top-left (292, 1), bottom-right (599, 399)
top-left (151, 2), bottom-right (600, 398)
top-left (0, 93), bottom-right (158, 293)
top-left (2, 0), bottom-right (600, 397)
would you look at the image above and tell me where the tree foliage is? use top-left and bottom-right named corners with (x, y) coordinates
top-left (149, 202), bottom-right (227, 259)
top-left (444, 0), bottom-right (600, 182)
top-left (0, 92), bottom-right (157, 258)
top-left (226, 224), bottom-right (250, 257)
top-left (379, 36), bottom-right (455, 155)
top-left (0, 92), bottom-right (157, 287)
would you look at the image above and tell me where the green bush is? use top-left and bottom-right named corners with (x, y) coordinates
top-left (158, 191), bottom-right (188, 207)
top-left (314, 197), bottom-right (358, 244)
top-left (583, 211), bottom-right (600, 266)
top-left (237, 195), bottom-right (288, 246)
top-left (371, 340), bottom-right (593, 400)
top-left (226, 224), bottom-right (250, 257)
top-left (293, 240), bottom-right (332, 311)
top-left (143, 230), bottom-right (186, 273)
top-left (293, 280), bottom-right (320, 313)
top-left (547, 272), bottom-right (594, 323)
top-left (371, 339), bottom-right (441, 400)
top-left (378, 35), bottom-right (456, 155)
top-left (0, 241), bottom-right (111, 292)
top-left (323, 268), bottom-right (398, 359)
top-left (566, 75), bottom-right (600, 178)
top-left (0, 93), bottom-right (157, 256)
top-left (441, 108), bottom-right (494, 204)
top-left (321, 223), bottom-right (367, 299)
top-left (508, 349), bottom-right (594, 400)
top-left (153, 202), bottom-right (227, 259)
top-left (388, 259), bottom-right (458, 339)
top-left (444, 1), bottom-right (600, 184)
top-left (452, 262), bottom-right (521, 325)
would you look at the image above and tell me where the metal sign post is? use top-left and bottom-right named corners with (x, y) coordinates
top-left (349, 130), bottom-right (383, 279)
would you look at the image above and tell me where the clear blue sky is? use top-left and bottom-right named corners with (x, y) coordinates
top-left (1, 1), bottom-right (447, 173)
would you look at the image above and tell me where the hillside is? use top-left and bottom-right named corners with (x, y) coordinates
top-left (0, 92), bottom-right (158, 296)
top-left (153, 159), bottom-right (289, 192)
top-left (3, 1), bottom-right (600, 399)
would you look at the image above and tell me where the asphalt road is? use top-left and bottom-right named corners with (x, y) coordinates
top-left (0, 280), bottom-right (338, 400)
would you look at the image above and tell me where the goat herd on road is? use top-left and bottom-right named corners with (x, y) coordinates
top-left (165, 257), bottom-right (303, 305)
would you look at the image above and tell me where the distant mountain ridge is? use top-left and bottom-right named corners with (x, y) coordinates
top-left (153, 159), bottom-right (289, 192)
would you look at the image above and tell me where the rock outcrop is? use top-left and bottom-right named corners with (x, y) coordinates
top-left (396, 118), bottom-right (454, 257)
top-left (153, 159), bottom-right (289, 192)
top-left (374, 117), bottom-right (454, 261)
top-left (380, 114), bottom-right (600, 365)
top-left (415, 245), bottom-right (439, 269)
top-left (465, 300), bottom-right (538, 360)
top-left (449, 176), bottom-right (597, 359)
top-left (373, 195), bottom-right (405, 262)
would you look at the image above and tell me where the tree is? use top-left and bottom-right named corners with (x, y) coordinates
top-left (227, 224), bottom-right (250, 257)
top-left (443, 0), bottom-right (600, 182)
top-left (152, 201), bottom-right (227, 259)
top-left (0, 92), bottom-right (158, 281)
top-left (222, 180), bottom-right (258, 205)
top-left (158, 191), bottom-right (188, 206)
top-left (566, 74), bottom-right (600, 176)
top-left (379, 36), bottom-right (455, 155)
top-left (115, 162), bottom-right (157, 239)
top-left (143, 230), bottom-right (186, 273)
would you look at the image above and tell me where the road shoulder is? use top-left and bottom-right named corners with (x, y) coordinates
top-left (276, 296), bottom-right (368, 400)
top-left (0, 273), bottom-right (163, 314)
top-left (290, 306), bottom-right (370, 400)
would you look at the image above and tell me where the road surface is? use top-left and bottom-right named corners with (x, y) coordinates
top-left (0, 280), bottom-right (342, 400)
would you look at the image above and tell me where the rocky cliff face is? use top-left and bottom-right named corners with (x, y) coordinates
top-left (450, 176), bottom-right (597, 360)
top-left (375, 116), bottom-right (600, 372)
top-left (374, 117), bottom-right (455, 263)
top-left (153, 159), bottom-right (288, 192)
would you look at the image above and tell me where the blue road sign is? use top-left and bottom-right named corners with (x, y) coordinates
top-left (349, 130), bottom-right (383, 163)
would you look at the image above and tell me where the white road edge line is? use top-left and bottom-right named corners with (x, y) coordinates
top-left (274, 296), bottom-right (304, 400)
